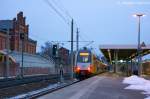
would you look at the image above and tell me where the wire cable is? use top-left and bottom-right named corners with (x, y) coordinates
top-left (50, 0), bottom-right (79, 28)
top-left (44, 0), bottom-right (70, 25)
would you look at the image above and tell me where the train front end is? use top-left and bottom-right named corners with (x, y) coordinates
top-left (74, 50), bottom-right (92, 78)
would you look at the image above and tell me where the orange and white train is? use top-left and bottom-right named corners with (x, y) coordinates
top-left (74, 48), bottom-right (107, 78)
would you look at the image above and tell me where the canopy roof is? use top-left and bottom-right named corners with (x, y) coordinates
top-left (100, 45), bottom-right (150, 62)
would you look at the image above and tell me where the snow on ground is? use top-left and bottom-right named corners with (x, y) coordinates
top-left (123, 75), bottom-right (150, 99)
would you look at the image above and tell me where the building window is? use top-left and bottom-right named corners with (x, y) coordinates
top-left (2, 38), bottom-right (5, 49)
top-left (0, 39), bottom-right (2, 50)
top-left (0, 54), bottom-right (3, 62)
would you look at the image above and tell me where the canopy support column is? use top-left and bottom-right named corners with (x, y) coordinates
top-left (114, 50), bottom-right (118, 73)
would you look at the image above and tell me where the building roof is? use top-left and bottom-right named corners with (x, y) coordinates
top-left (0, 29), bottom-right (7, 35)
top-left (28, 38), bottom-right (37, 44)
top-left (99, 44), bottom-right (150, 62)
top-left (0, 20), bottom-right (13, 29)
top-left (0, 50), bottom-right (55, 67)
top-left (10, 51), bottom-right (55, 67)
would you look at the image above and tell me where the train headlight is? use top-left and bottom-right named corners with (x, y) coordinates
top-left (88, 65), bottom-right (92, 72)
top-left (88, 67), bottom-right (91, 72)
top-left (75, 66), bottom-right (80, 72)
top-left (77, 67), bottom-right (80, 71)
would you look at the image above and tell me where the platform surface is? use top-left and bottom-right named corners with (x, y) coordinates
top-left (38, 73), bottom-right (146, 99)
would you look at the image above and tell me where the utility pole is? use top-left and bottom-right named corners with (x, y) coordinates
top-left (71, 19), bottom-right (74, 79)
top-left (76, 28), bottom-right (79, 52)
top-left (6, 28), bottom-right (10, 78)
top-left (20, 33), bottom-right (25, 78)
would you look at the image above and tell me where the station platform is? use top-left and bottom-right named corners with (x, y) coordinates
top-left (38, 73), bottom-right (146, 99)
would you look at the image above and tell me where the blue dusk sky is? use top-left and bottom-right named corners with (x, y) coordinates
top-left (0, 0), bottom-right (150, 58)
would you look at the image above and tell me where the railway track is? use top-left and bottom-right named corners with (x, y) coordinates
top-left (22, 80), bottom-right (79, 99)
top-left (0, 74), bottom-right (70, 98)
top-left (0, 72), bottom-right (106, 98)
top-left (0, 74), bottom-right (70, 89)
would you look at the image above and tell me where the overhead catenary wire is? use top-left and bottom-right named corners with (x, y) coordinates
top-left (44, 0), bottom-right (79, 33)
top-left (55, 0), bottom-right (72, 18)
top-left (51, 0), bottom-right (79, 26)
top-left (51, 0), bottom-right (72, 19)
top-left (44, 0), bottom-right (70, 25)
top-left (50, 0), bottom-right (79, 29)
top-left (43, 0), bottom-right (94, 49)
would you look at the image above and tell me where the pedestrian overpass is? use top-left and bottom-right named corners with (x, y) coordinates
top-left (99, 45), bottom-right (150, 75)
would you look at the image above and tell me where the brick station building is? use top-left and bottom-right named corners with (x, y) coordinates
top-left (0, 12), bottom-right (37, 54)
top-left (0, 30), bottom-right (7, 50)
top-left (0, 12), bottom-right (42, 77)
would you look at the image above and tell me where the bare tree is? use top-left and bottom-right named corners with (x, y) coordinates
top-left (40, 41), bottom-right (53, 59)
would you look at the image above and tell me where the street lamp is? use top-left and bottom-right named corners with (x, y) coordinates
top-left (133, 13), bottom-right (145, 76)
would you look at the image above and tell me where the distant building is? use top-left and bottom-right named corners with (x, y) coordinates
top-left (58, 47), bottom-right (69, 65)
top-left (0, 12), bottom-right (37, 54)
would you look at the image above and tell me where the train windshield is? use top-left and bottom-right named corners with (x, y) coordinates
top-left (77, 52), bottom-right (91, 63)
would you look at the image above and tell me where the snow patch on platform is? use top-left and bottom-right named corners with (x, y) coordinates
top-left (123, 75), bottom-right (150, 99)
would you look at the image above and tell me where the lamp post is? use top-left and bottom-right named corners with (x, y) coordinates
top-left (133, 13), bottom-right (145, 76)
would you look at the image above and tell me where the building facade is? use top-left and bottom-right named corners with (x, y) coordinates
top-left (0, 30), bottom-right (6, 50)
top-left (58, 47), bottom-right (69, 65)
top-left (0, 12), bottom-right (37, 54)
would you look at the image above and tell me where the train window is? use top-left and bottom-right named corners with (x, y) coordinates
top-left (83, 57), bottom-right (88, 62)
top-left (77, 53), bottom-right (91, 63)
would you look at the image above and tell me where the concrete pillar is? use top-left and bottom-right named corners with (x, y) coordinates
top-left (126, 60), bottom-right (129, 76)
top-left (131, 60), bottom-right (133, 75)
top-left (116, 50), bottom-right (118, 73)
top-left (113, 51), bottom-right (116, 73)
top-left (114, 50), bottom-right (118, 73)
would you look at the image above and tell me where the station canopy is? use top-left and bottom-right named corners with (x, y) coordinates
top-left (99, 44), bottom-right (150, 62)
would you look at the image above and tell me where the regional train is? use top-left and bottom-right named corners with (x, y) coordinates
top-left (74, 47), bottom-right (107, 79)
